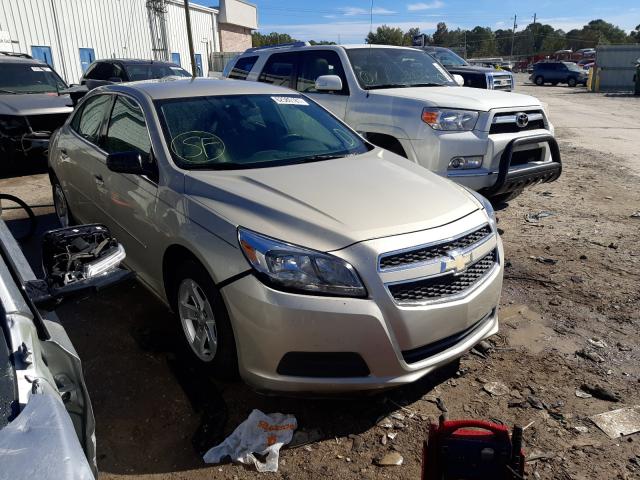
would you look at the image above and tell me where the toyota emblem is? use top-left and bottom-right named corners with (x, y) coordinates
top-left (516, 112), bottom-right (529, 128)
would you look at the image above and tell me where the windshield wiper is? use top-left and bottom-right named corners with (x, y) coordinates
top-left (365, 83), bottom-right (411, 90)
top-left (297, 153), bottom-right (346, 162)
top-left (408, 82), bottom-right (446, 87)
top-left (0, 89), bottom-right (17, 94)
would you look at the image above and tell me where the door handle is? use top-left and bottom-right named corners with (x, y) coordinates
top-left (94, 174), bottom-right (104, 186)
top-left (59, 148), bottom-right (69, 160)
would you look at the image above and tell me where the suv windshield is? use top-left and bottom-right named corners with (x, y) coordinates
top-left (346, 48), bottom-right (455, 89)
top-left (0, 63), bottom-right (67, 94)
top-left (125, 64), bottom-right (190, 81)
top-left (156, 94), bottom-right (371, 170)
top-left (429, 49), bottom-right (468, 67)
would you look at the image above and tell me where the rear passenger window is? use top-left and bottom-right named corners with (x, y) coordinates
top-left (104, 96), bottom-right (151, 154)
top-left (72, 94), bottom-right (112, 145)
top-left (258, 52), bottom-right (297, 88)
top-left (296, 51), bottom-right (348, 95)
top-left (229, 56), bottom-right (258, 80)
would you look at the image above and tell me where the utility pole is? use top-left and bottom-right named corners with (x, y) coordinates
top-left (464, 31), bottom-right (467, 57)
top-left (510, 14), bottom-right (518, 60)
top-left (184, 0), bottom-right (198, 77)
top-left (532, 13), bottom-right (537, 55)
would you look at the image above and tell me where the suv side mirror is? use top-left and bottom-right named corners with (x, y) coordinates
top-left (453, 74), bottom-right (465, 86)
top-left (24, 224), bottom-right (132, 310)
top-left (315, 75), bottom-right (343, 92)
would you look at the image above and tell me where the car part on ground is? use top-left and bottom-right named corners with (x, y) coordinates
top-left (224, 43), bottom-right (561, 201)
top-left (48, 78), bottom-right (504, 392)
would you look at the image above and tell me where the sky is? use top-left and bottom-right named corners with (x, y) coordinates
top-left (200, 0), bottom-right (640, 44)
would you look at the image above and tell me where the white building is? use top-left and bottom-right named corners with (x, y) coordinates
top-left (0, 0), bottom-right (257, 84)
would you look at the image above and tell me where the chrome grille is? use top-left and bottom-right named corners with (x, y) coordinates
top-left (388, 250), bottom-right (497, 304)
top-left (379, 225), bottom-right (491, 271)
top-left (490, 110), bottom-right (545, 134)
top-left (490, 73), bottom-right (513, 91)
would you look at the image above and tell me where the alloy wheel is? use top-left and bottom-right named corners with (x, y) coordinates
top-left (178, 278), bottom-right (218, 362)
top-left (53, 183), bottom-right (70, 228)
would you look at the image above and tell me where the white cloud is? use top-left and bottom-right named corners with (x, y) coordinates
top-left (258, 20), bottom-right (439, 44)
top-left (340, 6), bottom-right (396, 16)
top-left (407, 1), bottom-right (444, 11)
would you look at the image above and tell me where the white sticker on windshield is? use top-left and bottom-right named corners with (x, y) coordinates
top-left (432, 62), bottom-right (449, 78)
top-left (271, 96), bottom-right (309, 106)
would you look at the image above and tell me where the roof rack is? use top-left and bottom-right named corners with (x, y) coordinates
top-left (0, 51), bottom-right (33, 59)
top-left (245, 41), bottom-right (310, 53)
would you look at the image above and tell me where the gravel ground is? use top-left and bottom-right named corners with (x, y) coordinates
top-left (1, 78), bottom-right (639, 480)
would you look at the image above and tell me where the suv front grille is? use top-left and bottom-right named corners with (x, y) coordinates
top-left (379, 225), bottom-right (491, 271)
top-left (26, 113), bottom-right (69, 133)
top-left (388, 250), bottom-right (496, 304)
top-left (490, 73), bottom-right (513, 91)
top-left (490, 110), bottom-right (545, 135)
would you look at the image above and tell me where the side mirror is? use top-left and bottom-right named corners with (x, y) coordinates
top-left (315, 75), bottom-right (343, 92)
top-left (108, 77), bottom-right (123, 83)
top-left (453, 74), bottom-right (465, 86)
top-left (24, 224), bottom-right (133, 310)
top-left (60, 85), bottom-right (89, 107)
top-left (106, 151), bottom-right (147, 175)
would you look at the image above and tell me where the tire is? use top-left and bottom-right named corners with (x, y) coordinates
top-left (535, 76), bottom-right (544, 86)
top-left (172, 259), bottom-right (238, 380)
top-left (51, 175), bottom-right (75, 228)
top-left (568, 77), bottom-right (577, 87)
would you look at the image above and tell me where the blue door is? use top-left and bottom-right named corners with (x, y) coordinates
top-left (31, 46), bottom-right (53, 66)
top-left (195, 53), bottom-right (203, 76)
top-left (171, 52), bottom-right (181, 66)
top-left (79, 48), bottom-right (95, 73)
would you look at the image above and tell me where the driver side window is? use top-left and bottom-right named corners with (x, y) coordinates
top-left (104, 96), bottom-right (151, 155)
top-left (296, 51), bottom-right (349, 95)
top-left (71, 94), bottom-right (113, 145)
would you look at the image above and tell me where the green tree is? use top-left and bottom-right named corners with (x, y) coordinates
top-left (252, 31), bottom-right (297, 47)
top-left (432, 22), bottom-right (449, 45)
top-left (309, 40), bottom-right (337, 45)
top-left (631, 24), bottom-right (640, 42)
top-left (402, 27), bottom-right (423, 46)
top-left (366, 25), bottom-right (405, 45)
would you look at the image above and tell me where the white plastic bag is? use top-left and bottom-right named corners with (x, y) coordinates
top-left (203, 409), bottom-right (297, 472)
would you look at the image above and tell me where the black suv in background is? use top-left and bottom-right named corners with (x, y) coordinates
top-left (530, 61), bottom-right (588, 87)
top-left (420, 46), bottom-right (515, 91)
top-left (0, 52), bottom-right (72, 169)
top-left (80, 58), bottom-right (191, 89)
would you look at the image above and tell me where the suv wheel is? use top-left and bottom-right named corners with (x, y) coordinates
top-left (535, 76), bottom-right (544, 86)
top-left (174, 260), bottom-right (238, 379)
top-left (52, 176), bottom-right (74, 228)
top-left (568, 77), bottom-right (577, 87)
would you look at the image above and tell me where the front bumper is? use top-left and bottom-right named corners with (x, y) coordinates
top-left (221, 224), bottom-right (504, 393)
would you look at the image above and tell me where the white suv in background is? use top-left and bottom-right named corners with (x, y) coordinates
top-left (224, 43), bottom-right (562, 203)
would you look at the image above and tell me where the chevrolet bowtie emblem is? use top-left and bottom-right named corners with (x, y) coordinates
top-left (441, 250), bottom-right (473, 274)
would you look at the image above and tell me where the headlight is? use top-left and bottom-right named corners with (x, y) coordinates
top-left (238, 228), bottom-right (367, 298)
top-left (422, 108), bottom-right (479, 131)
top-left (468, 189), bottom-right (497, 230)
top-left (0, 115), bottom-right (28, 135)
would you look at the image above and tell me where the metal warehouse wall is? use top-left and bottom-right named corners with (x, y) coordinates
top-left (0, 0), bottom-right (218, 84)
top-left (596, 44), bottom-right (640, 92)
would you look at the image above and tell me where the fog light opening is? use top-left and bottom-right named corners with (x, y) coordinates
top-left (448, 156), bottom-right (483, 170)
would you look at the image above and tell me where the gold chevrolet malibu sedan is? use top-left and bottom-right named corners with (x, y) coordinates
top-left (48, 78), bottom-right (503, 393)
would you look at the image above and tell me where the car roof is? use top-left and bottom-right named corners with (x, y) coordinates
top-left (243, 43), bottom-right (419, 56)
top-left (98, 77), bottom-right (299, 100)
top-left (98, 58), bottom-right (182, 66)
top-left (0, 54), bottom-right (44, 65)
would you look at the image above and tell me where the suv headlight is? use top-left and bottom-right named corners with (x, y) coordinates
top-left (468, 189), bottom-right (497, 230)
top-left (238, 228), bottom-right (367, 298)
top-left (0, 115), bottom-right (28, 135)
top-left (422, 108), bottom-right (479, 131)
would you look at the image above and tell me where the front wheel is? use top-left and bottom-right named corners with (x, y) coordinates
top-left (51, 176), bottom-right (74, 228)
top-left (568, 77), bottom-right (577, 87)
top-left (535, 76), bottom-right (544, 86)
top-left (173, 260), bottom-right (238, 379)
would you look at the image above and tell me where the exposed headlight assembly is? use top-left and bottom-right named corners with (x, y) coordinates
top-left (0, 115), bottom-right (28, 135)
top-left (238, 228), bottom-right (367, 298)
top-left (422, 108), bottom-right (479, 131)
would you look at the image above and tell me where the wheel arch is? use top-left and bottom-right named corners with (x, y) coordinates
top-left (362, 132), bottom-right (408, 158)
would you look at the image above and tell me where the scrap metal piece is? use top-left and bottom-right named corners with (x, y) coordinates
top-left (590, 405), bottom-right (640, 438)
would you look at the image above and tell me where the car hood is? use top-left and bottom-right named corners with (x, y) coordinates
top-left (185, 149), bottom-right (481, 252)
top-left (370, 86), bottom-right (540, 111)
top-left (445, 65), bottom-right (501, 74)
top-left (0, 93), bottom-right (73, 116)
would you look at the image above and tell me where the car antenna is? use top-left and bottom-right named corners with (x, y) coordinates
top-left (366, 0), bottom-right (373, 98)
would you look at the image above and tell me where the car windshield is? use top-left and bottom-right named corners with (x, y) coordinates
top-left (346, 48), bottom-right (456, 89)
top-left (156, 94), bottom-right (371, 170)
top-left (125, 64), bottom-right (191, 81)
top-left (0, 63), bottom-right (67, 94)
top-left (430, 49), bottom-right (468, 67)
top-left (563, 62), bottom-right (582, 72)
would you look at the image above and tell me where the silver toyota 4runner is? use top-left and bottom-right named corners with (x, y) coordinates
top-left (224, 43), bottom-right (562, 202)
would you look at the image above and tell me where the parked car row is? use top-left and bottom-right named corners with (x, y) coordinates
top-left (529, 61), bottom-right (589, 87)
